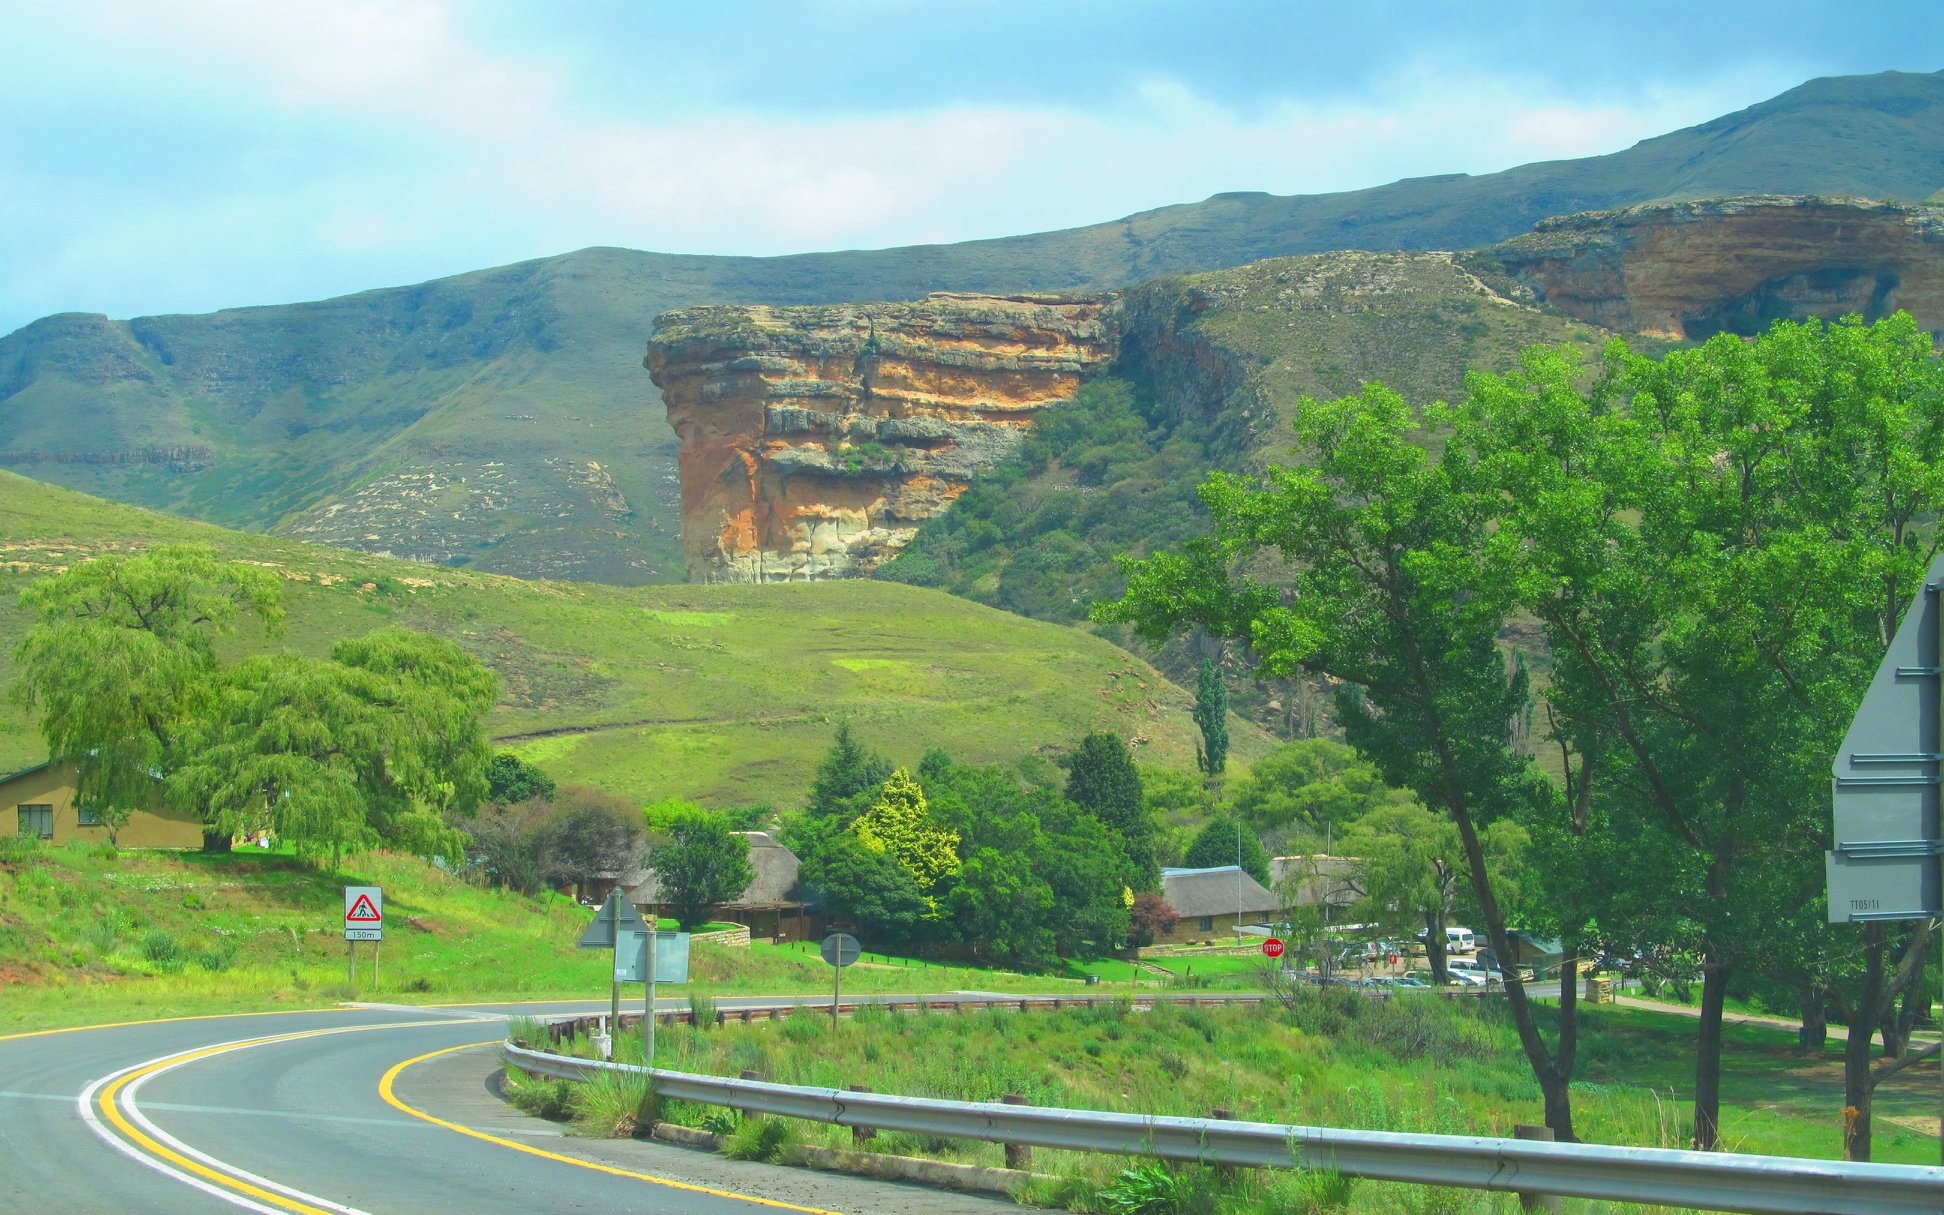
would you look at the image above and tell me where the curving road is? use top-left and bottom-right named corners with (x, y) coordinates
top-left (0, 999), bottom-right (1017, 1215)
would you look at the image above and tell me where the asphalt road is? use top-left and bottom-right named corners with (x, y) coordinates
top-left (0, 998), bottom-right (1023, 1215)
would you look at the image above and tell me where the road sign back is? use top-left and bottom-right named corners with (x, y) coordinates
top-left (576, 890), bottom-right (650, 949)
top-left (820, 932), bottom-right (861, 968)
top-left (1828, 553), bottom-right (1944, 922)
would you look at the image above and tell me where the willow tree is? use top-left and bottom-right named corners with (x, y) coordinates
top-left (12, 545), bottom-right (282, 845)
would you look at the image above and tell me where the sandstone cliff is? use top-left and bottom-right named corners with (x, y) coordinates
top-left (646, 295), bottom-right (1114, 582)
top-left (1491, 196), bottom-right (1944, 340)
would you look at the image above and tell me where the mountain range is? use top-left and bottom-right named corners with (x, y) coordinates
top-left (3, 69), bottom-right (1942, 585)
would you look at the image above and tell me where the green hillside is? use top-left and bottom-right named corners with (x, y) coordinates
top-left (3, 70), bottom-right (1941, 583)
top-left (0, 472), bottom-right (1267, 804)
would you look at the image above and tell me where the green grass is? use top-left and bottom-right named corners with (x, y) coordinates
top-left (564, 992), bottom-right (1941, 1212)
top-left (0, 471), bottom-right (1268, 804)
top-left (0, 837), bottom-right (1103, 1033)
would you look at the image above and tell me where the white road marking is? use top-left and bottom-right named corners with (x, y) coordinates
top-left (77, 1019), bottom-right (470, 1215)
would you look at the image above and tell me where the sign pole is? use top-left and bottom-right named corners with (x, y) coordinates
top-left (347, 940), bottom-right (355, 987)
top-left (832, 946), bottom-right (841, 1025)
top-left (645, 914), bottom-right (658, 1069)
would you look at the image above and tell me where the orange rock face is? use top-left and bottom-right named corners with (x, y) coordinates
top-left (1492, 196), bottom-right (1944, 341)
top-left (646, 294), bottom-right (1114, 582)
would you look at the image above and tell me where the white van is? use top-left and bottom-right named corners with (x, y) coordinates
top-left (1446, 926), bottom-right (1476, 954)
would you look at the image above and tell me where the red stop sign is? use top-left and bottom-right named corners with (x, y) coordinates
top-left (1262, 938), bottom-right (1285, 958)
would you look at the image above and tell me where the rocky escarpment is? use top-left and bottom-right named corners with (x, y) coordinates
top-left (1491, 196), bottom-right (1944, 340)
top-left (646, 295), bottom-right (1114, 582)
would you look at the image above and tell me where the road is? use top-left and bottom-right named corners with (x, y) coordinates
top-left (0, 998), bottom-right (1023, 1215)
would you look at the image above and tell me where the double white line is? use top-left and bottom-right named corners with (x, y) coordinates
top-left (77, 1020), bottom-right (465, 1215)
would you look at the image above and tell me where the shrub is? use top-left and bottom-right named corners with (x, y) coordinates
top-left (504, 1070), bottom-right (574, 1121)
top-left (194, 939), bottom-right (238, 972)
top-left (721, 1115), bottom-right (797, 1161)
top-left (141, 930), bottom-right (185, 972)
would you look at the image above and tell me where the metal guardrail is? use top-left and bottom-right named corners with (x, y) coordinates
top-left (502, 1040), bottom-right (1944, 1215)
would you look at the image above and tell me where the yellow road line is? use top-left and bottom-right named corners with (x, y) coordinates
top-left (97, 1034), bottom-right (347, 1215)
top-left (379, 1043), bottom-right (850, 1215)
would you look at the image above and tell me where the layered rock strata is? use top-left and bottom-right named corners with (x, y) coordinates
top-left (646, 295), bottom-right (1114, 582)
top-left (1491, 196), bottom-right (1944, 340)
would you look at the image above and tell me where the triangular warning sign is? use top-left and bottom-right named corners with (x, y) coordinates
top-left (346, 894), bottom-right (381, 922)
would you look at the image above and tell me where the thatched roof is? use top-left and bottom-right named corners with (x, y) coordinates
top-left (1160, 866), bottom-right (1277, 919)
top-left (623, 830), bottom-right (803, 908)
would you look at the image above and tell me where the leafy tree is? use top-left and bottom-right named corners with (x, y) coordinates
top-left (1065, 732), bottom-right (1157, 890)
top-left (807, 719), bottom-right (892, 818)
top-left (463, 796), bottom-right (559, 893)
top-left (1127, 892), bottom-right (1181, 948)
top-left (1457, 317), bottom-right (1944, 1153)
top-left (949, 847), bottom-right (1057, 969)
top-left (540, 788), bottom-right (644, 897)
top-left (1226, 739), bottom-right (1406, 851)
top-left (853, 770), bottom-right (960, 898)
top-left (799, 835), bottom-right (929, 947)
top-left (13, 545), bottom-right (281, 845)
top-left (1098, 379), bottom-right (1588, 1140)
top-left (1339, 804), bottom-right (1526, 984)
top-left (487, 753), bottom-right (556, 804)
top-left (167, 629), bottom-right (496, 863)
top-left (1192, 657), bottom-right (1229, 777)
top-left (1182, 817), bottom-right (1270, 886)
top-left (654, 810), bottom-right (753, 931)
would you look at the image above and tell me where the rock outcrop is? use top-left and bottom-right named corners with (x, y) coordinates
top-left (1491, 196), bottom-right (1944, 340)
top-left (646, 294), bottom-right (1113, 582)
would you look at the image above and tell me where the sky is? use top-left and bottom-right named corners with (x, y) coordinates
top-left (1, 1), bottom-right (1938, 335)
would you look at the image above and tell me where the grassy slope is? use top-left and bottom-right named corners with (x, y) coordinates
top-left (0, 471), bottom-right (1270, 803)
top-left (2, 71), bottom-right (1940, 583)
top-left (617, 997), bottom-right (1940, 1175)
top-left (0, 840), bottom-right (1089, 1033)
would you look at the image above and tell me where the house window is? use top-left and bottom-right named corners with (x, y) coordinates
top-left (76, 804), bottom-right (103, 827)
top-left (17, 805), bottom-right (52, 840)
top-left (1197, 916), bottom-right (1214, 932)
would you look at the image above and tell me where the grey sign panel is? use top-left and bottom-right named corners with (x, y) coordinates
top-left (613, 929), bottom-right (692, 983)
top-left (1827, 552), bottom-right (1944, 922)
top-left (821, 932), bottom-right (861, 968)
top-left (1827, 849), bottom-right (1941, 922)
top-left (576, 890), bottom-right (650, 949)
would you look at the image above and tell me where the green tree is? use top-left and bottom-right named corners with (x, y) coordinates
top-left (1226, 738), bottom-right (1406, 851)
top-left (487, 753), bottom-right (556, 804)
top-left (1098, 380), bottom-right (1587, 1140)
top-left (540, 789), bottom-right (644, 898)
top-left (1340, 803), bottom-right (1526, 984)
top-left (1457, 317), bottom-right (1944, 1153)
top-left (949, 847), bottom-right (1057, 969)
top-left (807, 719), bottom-right (893, 818)
top-left (853, 770), bottom-right (960, 898)
top-left (1181, 817), bottom-right (1270, 886)
top-left (654, 810), bottom-right (754, 931)
top-left (167, 629), bottom-right (496, 863)
top-left (800, 835), bottom-right (930, 947)
top-left (1192, 657), bottom-right (1229, 777)
top-left (1065, 733), bottom-right (1156, 890)
top-left (12, 545), bottom-right (282, 845)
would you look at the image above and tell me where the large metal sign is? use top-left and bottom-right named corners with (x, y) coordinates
top-left (343, 886), bottom-right (384, 941)
top-left (1828, 554), bottom-right (1944, 922)
top-left (614, 928), bottom-right (691, 984)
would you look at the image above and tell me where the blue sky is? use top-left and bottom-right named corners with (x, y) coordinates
top-left (1, 1), bottom-right (1937, 335)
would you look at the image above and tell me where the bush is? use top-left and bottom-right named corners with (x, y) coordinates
top-left (194, 939), bottom-right (238, 972)
top-left (141, 930), bottom-right (185, 972)
top-left (721, 1115), bottom-right (797, 1161)
top-left (503, 1069), bottom-right (574, 1121)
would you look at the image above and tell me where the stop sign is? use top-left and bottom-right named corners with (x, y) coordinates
top-left (1262, 938), bottom-right (1285, 958)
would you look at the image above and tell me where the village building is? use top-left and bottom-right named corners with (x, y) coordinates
top-left (1, 760), bottom-right (204, 849)
top-left (624, 830), bottom-right (820, 942)
top-left (1153, 865), bottom-right (1278, 944)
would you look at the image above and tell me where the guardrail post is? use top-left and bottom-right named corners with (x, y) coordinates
top-left (849, 1085), bottom-right (874, 1145)
top-left (741, 1068), bottom-right (766, 1082)
top-left (1514, 1125), bottom-right (1559, 1212)
top-left (1001, 1094), bottom-right (1031, 1169)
